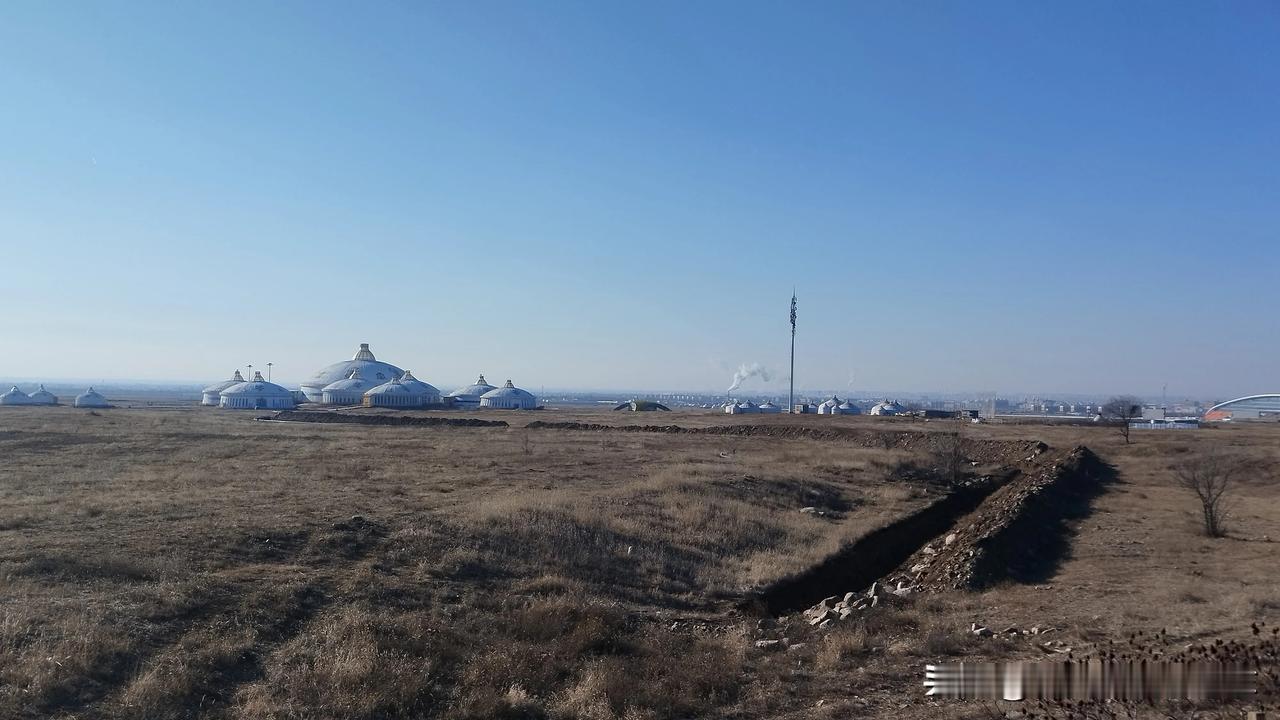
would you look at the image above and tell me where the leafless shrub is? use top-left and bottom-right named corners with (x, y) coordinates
top-left (1175, 449), bottom-right (1244, 538)
top-left (1101, 395), bottom-right (1144, 444)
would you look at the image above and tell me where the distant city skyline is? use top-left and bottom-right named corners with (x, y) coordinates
top-left (2, 3), bottom-right (1276, 398)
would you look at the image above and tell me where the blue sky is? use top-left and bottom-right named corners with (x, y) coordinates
top-left (1, 1), bottom-right (1276, 397)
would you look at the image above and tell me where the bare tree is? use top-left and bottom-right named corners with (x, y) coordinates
top-left (1100, 395), bottom-right (1144, 444)
top-left (1175, 449), bottom-right (1241, 537)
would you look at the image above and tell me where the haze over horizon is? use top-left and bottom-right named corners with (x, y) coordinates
top-left (2, 2), bottom-right (1276, 399)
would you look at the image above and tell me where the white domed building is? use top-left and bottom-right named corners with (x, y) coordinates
top-left (300, 344), bottom-right (403, 403)
top-left (0, 386), bottom-right (31, 405)
top-left (363, 375), bottom-right (434, 408)
top-left (758, 401), bottom-right (781, 414)
top-left (28, 385), bottom-right (58, 405)
top-left (202, 370), bottom-right (245, 406)
top-left (479, 380), bottom-right (537, 409)
top-left (321, 367), bottom-right (379, 405)
top-left (74, 387), bottom-right (109, 408)
top-left (447, 374), bottom-right (497, 408)
top-left (397, 371), bottom-right (441, 405)
top-left (869, 400), bottom-right (905, 416)
top-left (837, 400), bottom-right (863, 415)
top-left (728, 400), bottom-right (759, 414)
top-left (219, 372), bottom-right (295, 410)
top-left (817, 396), bottom-right (843, 415)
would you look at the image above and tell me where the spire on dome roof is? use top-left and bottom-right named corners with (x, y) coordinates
top-left (253, 371), bottom-right (265, 382)
top-left (504, 379), bottom-right (515, 388)
top-left (232, 370), bottom-right (244, 381)
top-left (401, 370), bottom-right (416, 381)
top-left (477, 374), bottom-right (487, 384)
top-left (353, 343), bottom-right (376, 361)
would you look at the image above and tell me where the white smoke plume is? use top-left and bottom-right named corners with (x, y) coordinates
top-left (728, 362), bottom-right (772, 393)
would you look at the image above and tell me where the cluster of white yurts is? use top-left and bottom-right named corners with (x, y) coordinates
top-left (0, 384), bottom-right (110, 408)
top-left (201, 343), bottom-right (539, 411)
top-left (722, 396), bottom-right (901, 416)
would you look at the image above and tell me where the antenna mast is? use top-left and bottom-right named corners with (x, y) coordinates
top-left (789, 290), bottom-right (797, 413)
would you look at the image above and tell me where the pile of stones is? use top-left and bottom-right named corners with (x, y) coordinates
top-left (801, 581), bottom-right (916, 628)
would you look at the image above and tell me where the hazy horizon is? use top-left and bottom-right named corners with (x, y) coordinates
top-left (3, 3), bottom-right (1277, 399)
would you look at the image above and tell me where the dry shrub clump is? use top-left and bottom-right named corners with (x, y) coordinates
top-left (236, 605), bottom-right (452, 719)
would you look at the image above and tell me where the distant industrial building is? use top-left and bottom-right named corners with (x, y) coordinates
top-left (1203, 394), bottom-right (1280, 422)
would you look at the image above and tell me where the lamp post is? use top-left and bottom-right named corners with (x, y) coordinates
top-left (267, 362), bottom-right (273, 382)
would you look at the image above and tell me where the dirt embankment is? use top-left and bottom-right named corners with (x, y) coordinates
top-left (526, 420), bottom-right (1036, 459)
top-left (260, 411), bottom-right (509, 428)
top-left (885, 445), bottom-right (1112, 592)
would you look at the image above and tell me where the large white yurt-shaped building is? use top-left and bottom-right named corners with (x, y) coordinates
top-left (219, 372), bottom-right (295, 410)
top-left (321, 367), bottom-right (379, 405)
top-left (202, 370), bottom-right (245, 406)
top-left (757, 401), bottom-right (781, 414)
top-left (447, 374), bottom-right (496, 408)
top-left (74, 387), bottom-right (109, 408)
top-left (28, 385), bottom-right (58, 405)
top-left (300, 344), bottom-right (403, 403)
top-left (837, 400), bottom-right (863, 415)
top-left (479, 380), bottom-right (537, 409)
top-left (397, 371), bottom-right (441, 405)
top-left (0, 386), bottom-right (31, 405)
top-left (363, 377), bottom-right (426, 408)
top-left (869, 399), bottom-right (905, 416)
top-left (817, 396), bottom-right (843, 415)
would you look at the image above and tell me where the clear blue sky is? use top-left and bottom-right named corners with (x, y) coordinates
top-left (1, 1), bottom-right (1276, 397)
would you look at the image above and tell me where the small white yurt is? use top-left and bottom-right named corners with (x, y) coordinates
top-left (817, 396), bottom-right (843, 415)
top-left (218, 372), bottom-right (295, 410)
top-left (869, 399), bottom-right (905, 416)
top-left (321, 367), bottom-right (378, 405)
top-left (74, 387), bottom-right (109, 408)
top-left (757, 401), bottom-right (781, 414)
top-left (447, 374), bottom-right (497, 408)
top-left (0, 386), bottom-right (31, 406)
top-left (28, 384), bottom-right (58, 405)
top-left (727, 400), bottom-right (758, 414)
top-left (363, 377), bottom-right (424, 408)
top-left (479, 380), bottom-right (537, 409)
top-left (397, 371), bottom-right (441, 405)
top-left (202, 370), bottom-right (245, 406)
top-left (837, 400), bottom-right (863, 415)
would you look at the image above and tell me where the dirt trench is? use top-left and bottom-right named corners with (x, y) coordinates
top-left (745, 469), bottom-right (1018, 615)
top-left (749, 445), bottom-right (1113, 615)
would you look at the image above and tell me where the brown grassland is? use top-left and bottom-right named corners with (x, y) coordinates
top-left (1, 406), bottom-right (1278, 719)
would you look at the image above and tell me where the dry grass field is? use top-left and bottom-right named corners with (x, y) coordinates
top-left (1, 406), bottom-right (1277, 719)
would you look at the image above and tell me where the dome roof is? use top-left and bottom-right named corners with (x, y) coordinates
top-left (0, 386), bottom-right (31, 405)
top-left (74, 387), bottom-right (109, 407)
top-left (203, 370), bottom-right (245, 394)
top-left (221, 372), bottom-right (293, 398)
top-left (480, 379), bottom-right (536, 402)
top-left (820, 396), bottom-right (843, 408)
top-left (301, 344), bottom-right (403, 392)
top-left (759, 401), bottom-right (778, 408)
top-left (837, 401), bottom-right (862, 412)
top-left (736, 400), bottom-right (757, 409)
top-left (447, 374), bottom-right (497, 399)
top-left (28, 384), bottom-right (58, 405)
top-left (322, 367), bottom-right (380, 393)
top-left (396, 371), bottom-right (440, 398)
top-left (366, 376), bottom-right (420, 397)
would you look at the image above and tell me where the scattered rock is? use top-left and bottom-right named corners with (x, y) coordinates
top-left (818, 619), bottom-right (833, 629)
top-left (1002, 625), bottom-right (1020, 635)
top-left (910, 563), bottom-right (929, 574)
top-left (944, 533), bottom-right (958, 546)
top-left (842, 591), bottom-right (858, 603)
top-left (972, 626), bottom-right (993, 637)
top-left (755, 639), bottom-right (783, 651)
top-left (786, 643), bottom-right (807, 653)
top-left (809, 610), bottom-right (832, 626)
